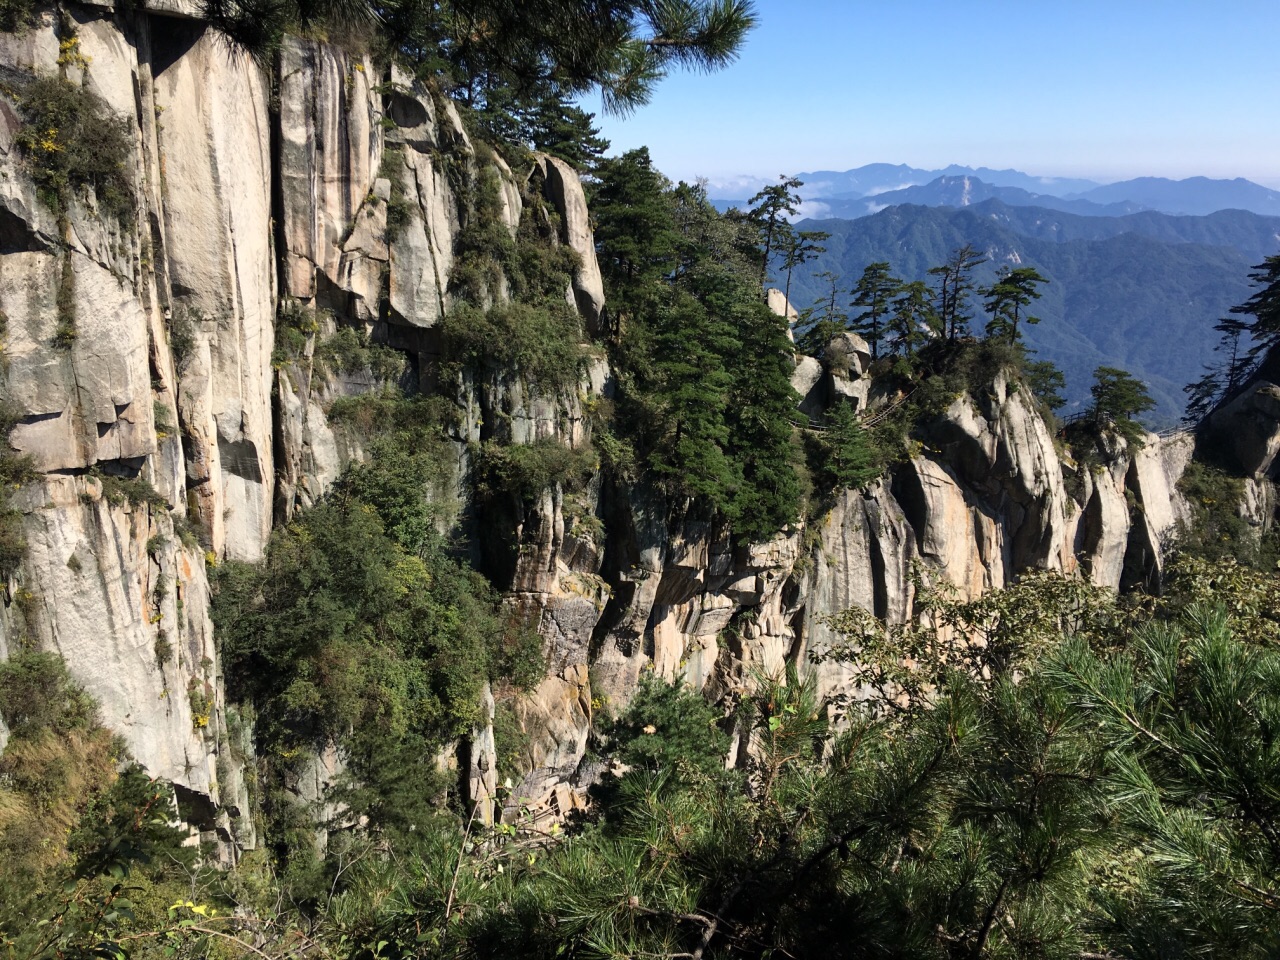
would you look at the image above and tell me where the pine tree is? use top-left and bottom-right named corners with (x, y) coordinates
top-left (980, 265), bottom-right (1048, 343)
top-left (819, 401), bottom-right (882, 489)
top-left (779, 229), bottom-right (828, 322)
top-left (886, 279), bottom-right (938, 356)
top-left (849, 261), bottom-right (899, 360)
top-left (929, 243), bottom-right (988, 341)
top-left (1025, 359), bottom-right (1067, 411)
top-left (588, 148), bottom-right (679, 333)
top-left (1183, 315), bottom-right (1251, 424)
top-left (796, 270), bottom-right (847, 354)
top-left (1230, 253), bottom-right (1280, 348)
top-left (1090, 365), bottom-right (1155, 445)
top-left (746, 174), bottom-right (803, 289)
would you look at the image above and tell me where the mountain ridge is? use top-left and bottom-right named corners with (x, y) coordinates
top-left (712, 165), bottom-right (1280, 219)
top-left (786, 200), bottom-right (1261, 423)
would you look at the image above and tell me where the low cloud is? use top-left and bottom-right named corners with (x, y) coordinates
top-left (791, 200), bottom-right (831, 221)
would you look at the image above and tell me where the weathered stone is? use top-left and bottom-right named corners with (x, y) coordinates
top-left (154, 32), bottom-right (276, 561)
top-left (538, 155), bottom-right (606, 335)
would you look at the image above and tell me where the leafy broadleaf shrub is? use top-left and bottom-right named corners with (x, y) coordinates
top-left (449, 166), bottom-right (518, 304)
top-left (1172, 460), bottom-right (1280, 567)
top-left (13, 76), bottom-right (134, 223)
top-left (271, 299), bottom-right (319, 367)
top-left (378, 145), bottom-right (413, 243)
top-left (213, 421), bottom-right (543, 838)
top-left (0, 0), bottom-right (34, 31)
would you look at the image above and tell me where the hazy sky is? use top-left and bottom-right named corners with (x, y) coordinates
top-left (591, 0), bottom-right (1280, 189)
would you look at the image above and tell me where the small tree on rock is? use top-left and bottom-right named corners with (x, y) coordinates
top-left (850, 261), bottom-right (899, 360)
top-left (1090, 365), bottom-right (1154, 446)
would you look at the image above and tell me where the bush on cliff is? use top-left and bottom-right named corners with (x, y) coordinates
top-left (12, 75), bottom-right (134, 224)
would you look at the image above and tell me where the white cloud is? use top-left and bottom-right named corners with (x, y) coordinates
top-left (703, 174), bottom-right (772, 196)
top-left (791, 200), bottom-right (831, 221)
top-left (863, 181), bottom-right (922, 197)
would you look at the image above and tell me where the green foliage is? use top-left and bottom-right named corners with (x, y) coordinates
top-left (848, 260), bottom-right (897, 359)
top-left (271, 298), bottom-right (320, 367)
top-left (1229, 253), bottom-right (1280, 350)
top-left (929, 242), bottom-right (987, 340)
top-left (378, 145), bottom-right (413, 243)
top-left (785, 204), bottom-right (1258, 422)
top-left (885, 276), bottom-right (937, 355)
top-left (1089, 364), bottom-right (1156, 446)
top-left (1045, 608), bottom-right (1280, 958)
top-left (1172, 461), bottom-right (1280, 568)
top-left (473, 437), bottom-right (596, 504)
top-left (602, 676), bottom-right (729, 784)
top-left (1026, 357), bottom-right (1068, 411)
top-left (12, 75), bottom-right (134, 224)
top-left (314, 326), bottom-right (405, 380)
top-left (0, 651), bottom-right (97, 739)
top-left (0, 0), bottom-right (34, 31)
top-left (167, 307), bottom-right (198, 366)
top-left (811, 401), bottom-right (888, 491)
top-left (53, 251), bottom-right (75, 349)
top-left (438, 301), bottom-right (584, 391)
top-left (0, 676), bottom-right (193, 960)
top-left (592, 159), bottom-right (802, 540)
top-left (746, 174), bottom-right (803, 287)
top-left (448, 164), bottom-right (519, 304)
top-left (0, 403), bottom-right (37, 579)
top-left (980, 264), bottom-right (1048, 342)
top-left (93, 471), bottom-right (168, 509)
top-left (471, 82), bottom-right (610, 170)
top-left (213, 402), bottom-right (542, 845)
top-left (1185, 257), bottom-right (1280, 423)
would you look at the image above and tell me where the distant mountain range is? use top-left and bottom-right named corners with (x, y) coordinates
top-left (790, 177), bottom-right (1147, 220)
top-left (1067, 177), bottom-right (1280, 217)
top-left (783, 198), bottom-right (1278, 424)
top-left (712, 164), bottom-right (1280, 219)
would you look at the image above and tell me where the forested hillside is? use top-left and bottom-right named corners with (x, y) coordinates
top-left (2, 0), bottom-right (1280, 957)
top-left (786, 201), bottom-right (1260, 421)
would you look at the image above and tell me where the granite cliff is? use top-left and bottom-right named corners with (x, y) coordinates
top-left (1, 5), bottom-right (1276, 856)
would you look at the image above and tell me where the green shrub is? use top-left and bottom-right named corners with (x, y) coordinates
top-left (601, 676), bottom-right (729, 784)
top-left (0, 403), bottom-right (36, 578)
top-left (0, 0), bottom-right (34, 31)
top-left (272, 299), bottom-right (319, 367)
top-left (378, 146), bottom-right (413, 243)
top-left (94, 472), bottom-right (167, 508)
top-left (0, 651), bottom-right (97, 738)
top-left (213, 427), bottom-right (543, 836)
top-left (491, 699), bottom-right (529, 785)
top-left (473, 437), bottom-right (595, 503)
top-left (328, 390), bottom-right (459, 437)
top-left (13, 75), bottom-right (134, 224)
top-left (439, 300), bottom-right (584, 391)
top-left (1172, 461), bottom-right (1280, 568)
top-left (314, 326), bottom-right (405, 380)
top-left (167, 307), bottom-right (198, 366)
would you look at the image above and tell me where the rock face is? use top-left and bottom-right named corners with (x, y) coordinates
top-left (0, 5), bottom-right (1246, 849)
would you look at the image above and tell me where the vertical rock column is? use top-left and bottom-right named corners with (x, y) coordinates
top-left (153, 30), bottom-right (276, 561)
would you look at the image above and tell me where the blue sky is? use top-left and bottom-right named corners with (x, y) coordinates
top-left (591, 0), bottom-right (1280, 189)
